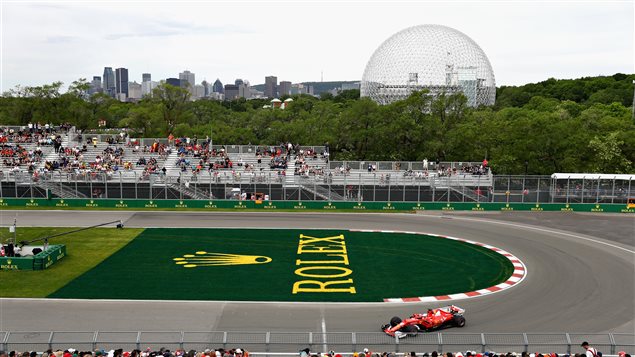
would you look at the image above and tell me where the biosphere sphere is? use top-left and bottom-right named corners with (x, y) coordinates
top-left (360, 24), bottom-right (496, 106)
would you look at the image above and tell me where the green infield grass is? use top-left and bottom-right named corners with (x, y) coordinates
top-left (48, 228), bottom-right (514, 302)
top-left (0, 227), bottom-right (143, 297)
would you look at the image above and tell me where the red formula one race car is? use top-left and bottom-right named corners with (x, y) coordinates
top-left (381, 305), bottom-right (466, 338)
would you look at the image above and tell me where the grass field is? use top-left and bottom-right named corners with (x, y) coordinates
top-left (0, 227), bottom-right (143, 297)
top-left (46, 228), bottom-right (514, 302)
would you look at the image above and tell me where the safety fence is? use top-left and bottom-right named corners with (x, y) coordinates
top-left (1, 332), bottom-right (633, 355)
top-left (0, 198), bottom-right (632, 213)
top-left (0, 172), bottom-right (633, 206)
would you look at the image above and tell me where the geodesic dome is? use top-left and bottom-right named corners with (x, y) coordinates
top-left (360, 24), bottom-right (496, 107)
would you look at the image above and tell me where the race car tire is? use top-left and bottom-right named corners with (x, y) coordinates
top-left (453, 315), bottom-right (466, 327)
top-left (390, 316), bottom-right (402, 327)
top-left (401, 325), bottom-right (418, 334)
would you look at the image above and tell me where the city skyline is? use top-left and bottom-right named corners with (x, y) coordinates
top-left (1, 0), bottom-right (633, 92)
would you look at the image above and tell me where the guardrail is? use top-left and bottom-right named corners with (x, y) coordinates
top-left (0, 199), bottom-right (631, 213)
top-left (1, 332), bottom-right (633, 355)
top-left (1, 172), bottom-right (633, 205)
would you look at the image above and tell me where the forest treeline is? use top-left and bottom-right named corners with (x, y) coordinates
top-left (1, 74), bottom-right (633, 174)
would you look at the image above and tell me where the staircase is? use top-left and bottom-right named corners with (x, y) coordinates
top-left (37, 179), bottom-right (88, 198)
top-left (300, 183), bottom-right (345, 201)
top-left (167, 182), bottom-right (210, 200)
top-left (163, 151), bottom-right (181, 176)
top-left (41, 132), bottom-right (71, 167)
top-left (284, 161), bottom-right (297, 187)
top-left (449, 186), bottom-right (482, 202)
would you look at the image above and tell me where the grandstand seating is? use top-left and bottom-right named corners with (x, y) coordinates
top-left (0, 127), bottom-right (496, 201)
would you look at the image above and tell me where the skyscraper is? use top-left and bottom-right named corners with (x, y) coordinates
top-left (265, 76), bottom-right (277, 98)
top-left (115, 67), bottom-right (129, 101)
top-left (213, 79), bottom-right (224, 93)
top-left (234, 79), bottom-right (249, 99)
top-left (179, 70), bottom-right (195, 91)
top-left (142, 81), bottom-right (157, 97)
top-left (166, 78), bottom-right (181, 87)
top-left (224, 84), bottom-right (239, 100)
top-left (103, 67), bottom-right (116, 97)
top-left (279, 81), bottom-right (291, 96)
top-left (142, 73), bottom-right (151, 82)
top-left (202, 80), bottom-right (210, 97)
top-left (128, 81), bottom-right (142, 100)
top-left (89, 76), bottom-right (103, 95)
top-left (194, 85), bottom-right (205, 99)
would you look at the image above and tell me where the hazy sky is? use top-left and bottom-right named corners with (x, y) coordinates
top-left (1, 0), bottom-right (633, 91)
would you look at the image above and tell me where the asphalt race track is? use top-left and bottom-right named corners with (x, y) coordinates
top-left (0, 210), bottom-right (633, 335)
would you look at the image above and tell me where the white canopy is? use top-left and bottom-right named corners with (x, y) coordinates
top-left (551, 173), bottom-right (634, 180)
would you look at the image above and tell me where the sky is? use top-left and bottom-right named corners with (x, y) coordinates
top-left (0, 0), bottom-right (633, 91)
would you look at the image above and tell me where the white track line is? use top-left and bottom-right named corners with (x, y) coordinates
top-left (321, 313), bottom-right (327, 353)
top-left (442, 215), bottom-right (635, 254)
top-left (349, 229), bottom-right (527, 303)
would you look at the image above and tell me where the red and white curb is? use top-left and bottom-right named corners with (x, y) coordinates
top-left (349, 229), bottom-right (527, 303)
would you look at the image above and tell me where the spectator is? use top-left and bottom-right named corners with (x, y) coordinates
top-left (581, 342), bottom-right (599, 357)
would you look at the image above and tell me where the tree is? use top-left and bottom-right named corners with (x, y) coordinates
top-left (588, 132), bottom-right (633, 173)
top-left (152, 83), bottom-right (191, 135)
top-left (120, 104), bottom-right (160, 137)
top-left (68, 78), bottom-right (91, 99)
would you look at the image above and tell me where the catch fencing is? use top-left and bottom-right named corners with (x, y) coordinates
top-left (1, 172), bottom-right (633, 205)
top-left (1, 332), bottom-right (633, 355)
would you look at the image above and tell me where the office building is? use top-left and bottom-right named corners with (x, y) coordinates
top-left (115, 67), bottom-right (129, 101)
top-left (291, 84), bottom-right (314, 96)
top-left (103, 67), bottom-right (116, 97)
top-left (89, 76), bottom-right (103, 95)
top-left (179, 70), bottom-right (195, 92)
top-left (142, 73), bottom-right (151, 82)
top-left (279, 81), bottom-right (291, 96)
top-left (224, 84), bottom-right (239, 100)
top-left (128, 81), bottom-right (142, 100)
top-left (166, 78), bottom-right (181, 87)
top-left (194, 84), bottom-right (205, 99)
top-left (233, 79), bottom-right (249, 98)
top-left (202, 80), bottom-right (210, 97)
top-left (141, 81), bottom-right (158, 97)
top-left (213, 79), bottom-right (224, 93)
top-left (265, 76), bottom-right (277, 98)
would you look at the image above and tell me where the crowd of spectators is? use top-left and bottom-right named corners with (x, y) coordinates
top-left (1, 144), bottom-right (45, 172)
top-left (170, 138), bottom-right (331, 176)
top-left (1, 127), bottom-right (495, 182)
top-left (36, 141), bottom-right (159, 179)
top-left (294, 148), bottom-right (327, 177)
top-left (435, 161), bottom-right (490, 177)
top-left (0, 125), bottom-right (66, 172)
top-left (0, 123), bottom-right (71, 144)
top-left (0, 348), bottom-right (249, 357)
top-left (2, 348), bottom-right (626, 357)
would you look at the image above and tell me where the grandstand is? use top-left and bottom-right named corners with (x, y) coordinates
top-left (0, 126), bottom-right (632, 204)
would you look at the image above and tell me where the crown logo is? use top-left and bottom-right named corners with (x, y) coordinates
top-left (173, 252), bottom-right (272, 268)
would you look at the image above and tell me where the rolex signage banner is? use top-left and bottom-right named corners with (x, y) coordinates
top-left (0, 245), bottom-right (66, 271)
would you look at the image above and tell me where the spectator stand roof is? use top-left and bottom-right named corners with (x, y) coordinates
top-left (551, 173), bottom-right (634, 180)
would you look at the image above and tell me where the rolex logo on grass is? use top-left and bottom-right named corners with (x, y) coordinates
top-left (173, 251), bottom-right (272, 268)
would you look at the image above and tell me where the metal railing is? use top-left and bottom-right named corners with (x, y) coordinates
top-left (1, 332), bottom-right (633, 354)
top-left (1, 171), bottom-right (632, 204)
